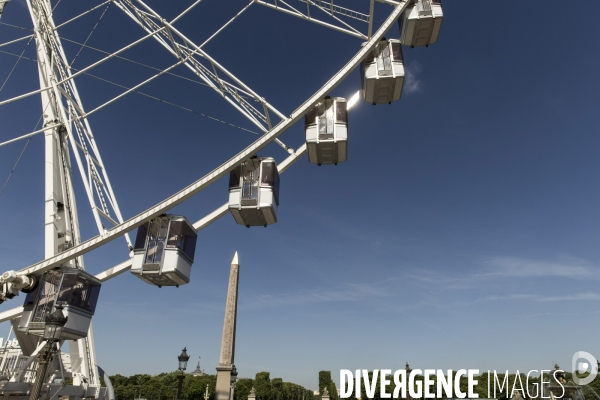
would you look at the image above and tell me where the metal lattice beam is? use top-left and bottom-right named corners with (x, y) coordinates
top-left (1, 0), bottom-right (409, 282)
top-left (254, 0), bottom-right (369, 39)
top-left (113, 0), bottom-right (286, 133)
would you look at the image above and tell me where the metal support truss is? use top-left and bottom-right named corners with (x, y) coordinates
top-left (0, 2), bottom-right (411, 399)
top-left (19, 0), bottom-right (134, 393)
top-left (26, 0), bottom-right (132, 248)
top-left (0, 0), bottom-right (408, 284)
top-left (0, 142), bottom-right (310, 325)
top-left (253, 0), bottom-right (369, 39)
top-left (298, 0), bottom-right (370, 23)
top-left (112, 0), bottom-right (286, 134)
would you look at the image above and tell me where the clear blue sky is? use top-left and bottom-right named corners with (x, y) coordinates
top-left (1, 0), bottom-right (599, 390)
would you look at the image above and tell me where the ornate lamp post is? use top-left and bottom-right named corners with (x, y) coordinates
top-left (29, 305), bottom-right (68, 400)
top-left (229, 365), bottom-right (238, 400)
top-left (203, 384), bottom-right (210, 400)
top-left (176, 348), bottom-right (189, 400)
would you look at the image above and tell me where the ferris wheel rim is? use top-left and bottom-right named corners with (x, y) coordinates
top-left (0, 1), bottom-right (416, 392)
top-left (4, 0), bottom-right (410, 279)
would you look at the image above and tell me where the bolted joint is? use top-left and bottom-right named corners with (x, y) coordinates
top-left (0, 272), bottom-right (37, 295)
top-left (0, 270), bottom-right (17, 283)
top-left (58, 124), bottom-right (67, 137)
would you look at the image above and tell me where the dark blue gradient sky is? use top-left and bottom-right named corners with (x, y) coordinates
top-left (0, 0), bottom-right (599, 389)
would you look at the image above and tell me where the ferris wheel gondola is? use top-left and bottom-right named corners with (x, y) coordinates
top-left (305, 97), bottom-right (348, 165)
top-left (130, 215), bottom-right (198, 287)
top-left (228, 157), bottom-right (280, 227)
top-left (18, 267), bottom-right (101, 340)
top-left (399, 0), bottom-right (443, 48)
top-left (361, 39), bottom-right (405, 104)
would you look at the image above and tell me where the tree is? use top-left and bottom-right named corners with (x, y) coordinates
top-left (255, 372), bottom-right (271, 400)
top-left (272, 378), bottom-right (283, 400)
top-left (235, 378), bottom-right (254, 400)
top-left (185, 374), bottom-right (217, 400)
top-left (282, 382), bottom-right (292, 400)
top-left (318, 371), bottom-right (338, 400)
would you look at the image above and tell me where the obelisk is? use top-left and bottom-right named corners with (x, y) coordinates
top-left (215, 252), bottom-right (240, 400)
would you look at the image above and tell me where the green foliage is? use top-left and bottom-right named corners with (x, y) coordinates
top-left (235, 378), bottom-right (254, 400)
top-left (105, 371), bottom-right (311, 400)
top-left (318, 371), bottom-right (338, 400)
top-left (318, 371), bottom-right (330, 397)
top-left (282, 382), bottom-right (292, 399)
top-left (255, 372), bottom-right (271, 400)
top-left (112, 368), bottom-right (590, 400)
top-left (272, 378), bottom-right (283, 400)
top-left (110, 372), bottom-right (216, 400)
top-left (588, 373), bottom-right (600, 397)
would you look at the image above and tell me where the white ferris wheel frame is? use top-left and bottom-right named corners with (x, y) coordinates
top-left (0, 0), bottom-right (412, 395)
top-left (0, 0), bottom-right (410, 285)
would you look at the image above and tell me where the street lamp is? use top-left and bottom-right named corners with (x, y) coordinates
top-left (229, 365), bottom-right (238, 400)
top-left (43, 305), bottom-right (68, 340)
top-left (29, 305), bottom-right (68, 400)
top-left (203, 384), bottom-right (210, 400)
top-left (176, 348), bottom-right (189, 400)
top-left (178, 347), bottom-right (190, 372)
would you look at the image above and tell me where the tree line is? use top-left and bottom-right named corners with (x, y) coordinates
top-left (110, 370), bottom-right (324, 400)
top-left (110, 369), bottom-right (599, 400)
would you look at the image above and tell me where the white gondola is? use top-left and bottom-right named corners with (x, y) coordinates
top-left (399, 0), bottom-right (443, 48)
top-left (361, 39), bottom-right (405, 104)
top-left (18, 267), bottom-right (101, 340)
top-left (228, 157), bottom-right (280, 227)
top-left (131, 215), bottom-right (197, 287)
top-left (305, 97), bottom-right (347, 165)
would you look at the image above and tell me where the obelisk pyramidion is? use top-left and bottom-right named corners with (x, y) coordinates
top-left (215, 252), bottom-right (240, 400)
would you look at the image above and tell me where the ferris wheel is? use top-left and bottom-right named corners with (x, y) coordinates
top-left (0, 0), bottom-right (443, 399)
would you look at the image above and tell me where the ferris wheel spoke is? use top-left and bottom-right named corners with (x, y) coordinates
top-left (0, 123), bottom-right (59, 148)
top-left (0, 67), bottom-right (265, 150)
top-left (82, 57), bottom-right (192, 118)
top-left (368, 0), bottom-right (375, 38)
top-left (0, 27), bottom-right (168, 108)
top-left (0, 34), bottom-right (35, 49)
top-left (58, 37), bottom-right (213, 89)
top-left (300, 0), bottom-right (371, 23)
top-left (24, 0), bottom-right (134, 251)
top-left (294, 0), bottom-right (367, 37)
top-left (53, 0), bottom-right (112, 30)
top-left (113, 0), bottom-right (287, 133)
top-left (198, 1), bottom-right (253, 49)
top-left (169, 0), bottom-right (205, 25)
top-left (253, 0), bottom-right (368, 39)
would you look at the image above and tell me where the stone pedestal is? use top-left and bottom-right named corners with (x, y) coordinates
top-left (215, 364), bottom-right (233, 400)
